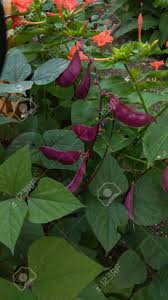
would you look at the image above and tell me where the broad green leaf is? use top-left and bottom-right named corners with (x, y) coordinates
top-left (0, 81), bottom-right (33, 94)
top-left (28, 237), bottom-right (103, 300)
top-left (33, 58), bottom-right (69, 85)
top-left (15, 221), bottom-right (43, 262)
top-left (0, 199), bottom-right (27, 253)
top-left (128, 92), bottom-right (168, 108)
top-left (143, 113), bottom-right (168, 163)
top-left (86, 194), bottom-right (128, 251)
top-left (140, 236), bottom-right (168, 270)
top-left (148, 268), bottom-right (168, 300)
top-left (94, 131), bottom-right (134, 156)
top-left (0, 146), bottom-right (32, 195)
top-left (0, 277), bottom-right (33, 299)
top-left (134, 170), bottom-right (168, 225)
top-left (131, 287), bottom-right (152, 300)
top-left (89, 155), bottom-right (128, 202)
top-left (46, 83), bottom-right (74, 100)
top-left (28, 177), bottom-right (83, 223)
top-left (159, 13), bottom-right (168, 46)
top-left (71, 100), bottom-right (99, 125)
top-left (100, 77), bottom-right (132, 97)
top-left (7, 132), bottom-right (43, 163)
top-left (0, 49), bottom-right (31, 82)
top-left (99, 250), bottom-right (147, 294)
top-left (80, 282), bottom-right (107, 300)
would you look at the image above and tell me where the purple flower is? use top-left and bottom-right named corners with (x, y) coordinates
top-left (75, 63), bottom-right (91, 99)
top-left (72, 124), bottom-right (99, 142)
top-left (39, 146), bottom-right (81, 165)
top-left (56, 52), bottom-right (82, 87)
top-left (163, 166), bottom-right (168, 193)
top-left (124, 185), bottom-right (134, 220)
top-left (67, 152), bottom-right (89, 193)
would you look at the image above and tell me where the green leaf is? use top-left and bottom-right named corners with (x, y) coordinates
top-left (131, 286), bottom-right (152, 300)
top-left (28, 177), bottom-right (84, 223)
top-left (143, 113), bottom-right (168, 163)
top-left (7, 132), bottom-right (43, 164)
top-left (134, 170), bottom-right (168, 226)
top-left (148, 268), bottom-right (168, 300)
top-left (46, 83), bottom-right (74, 100)
top-left (0, 146), bottom-right (32, 196)
top-left (28, 237), bottom-right (103, 300)
top-left (80, 282), bottom-right (107, 300)
top-left (100, 77), bottom-right (132, 97)
top-left (99, 250), bottom-right (146, 294)
top-left (0, 199), bottom-right (27, 253)
top-left (94, 131), bottom-right (134, 156)
top-left (0, 49), bottom-right (31, 82)
top-left (71, 100), bottom-right (99, 125)
top-left (140, 236), bottom-right (168, 270)
top-left (0, 277), bottom-right (33, 299)
top-left (86, 194), bottom-right (128, 251)
top-left (89, 155), bottom-right (128, 203)
top-left (33, 58), bottom-right (69, 85)
top-left (128, 92), bottom-right (168, 108)
top-left (0, 81), bottom-right (33, 94)
top-left (159, 13), bottom-right (168, 45)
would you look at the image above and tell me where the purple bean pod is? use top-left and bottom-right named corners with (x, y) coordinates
top-left (57, 52), bottom-right (82, 87)
top-left (124, 185), bottom-right (134, 220)
top-left (67, 152), bottom-right (89, 193)
top-left (109, 96), bottom-right (155, 128)
top-left (39, 146), bottom-right (81, 165)
top-left (75, 63), bottom-right (91, 99)
top-left (72, 124), bottom-right (99, 142)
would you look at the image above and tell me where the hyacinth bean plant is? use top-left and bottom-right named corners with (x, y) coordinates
top-left (1, 0), bottom-right (168, 299)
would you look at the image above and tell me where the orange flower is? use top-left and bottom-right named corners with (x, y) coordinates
top-left (63, 0), bottom-right (79, 11)
top-left (166, 41), bottom-right (168, 48)
top-left (68, 41), bottom-right (89, 61)
top-left (138, 13), bottom-right (143, 42)
top-left (149, 60), bottom-right (165, 71)
top-left (12, 0), bottom-right (33, 12)
top-left (53, 0), bottom-right (79, 12)
top-left (53, 0), bottom-right (63, 13)
top-left (84, 0), bottom-right (96, 4)
top-left (91, 30), bottom-right (113, 47)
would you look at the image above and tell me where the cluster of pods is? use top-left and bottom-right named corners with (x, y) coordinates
top-left (39, 51), bottom-right (168, 219)
top-left (56, 51), bottom-right (91, 99)
top-left (39, 124), bottom-right (99, 193)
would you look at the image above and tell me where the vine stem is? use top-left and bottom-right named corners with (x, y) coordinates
top-left (124, 63), bottom-right (148, 113)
